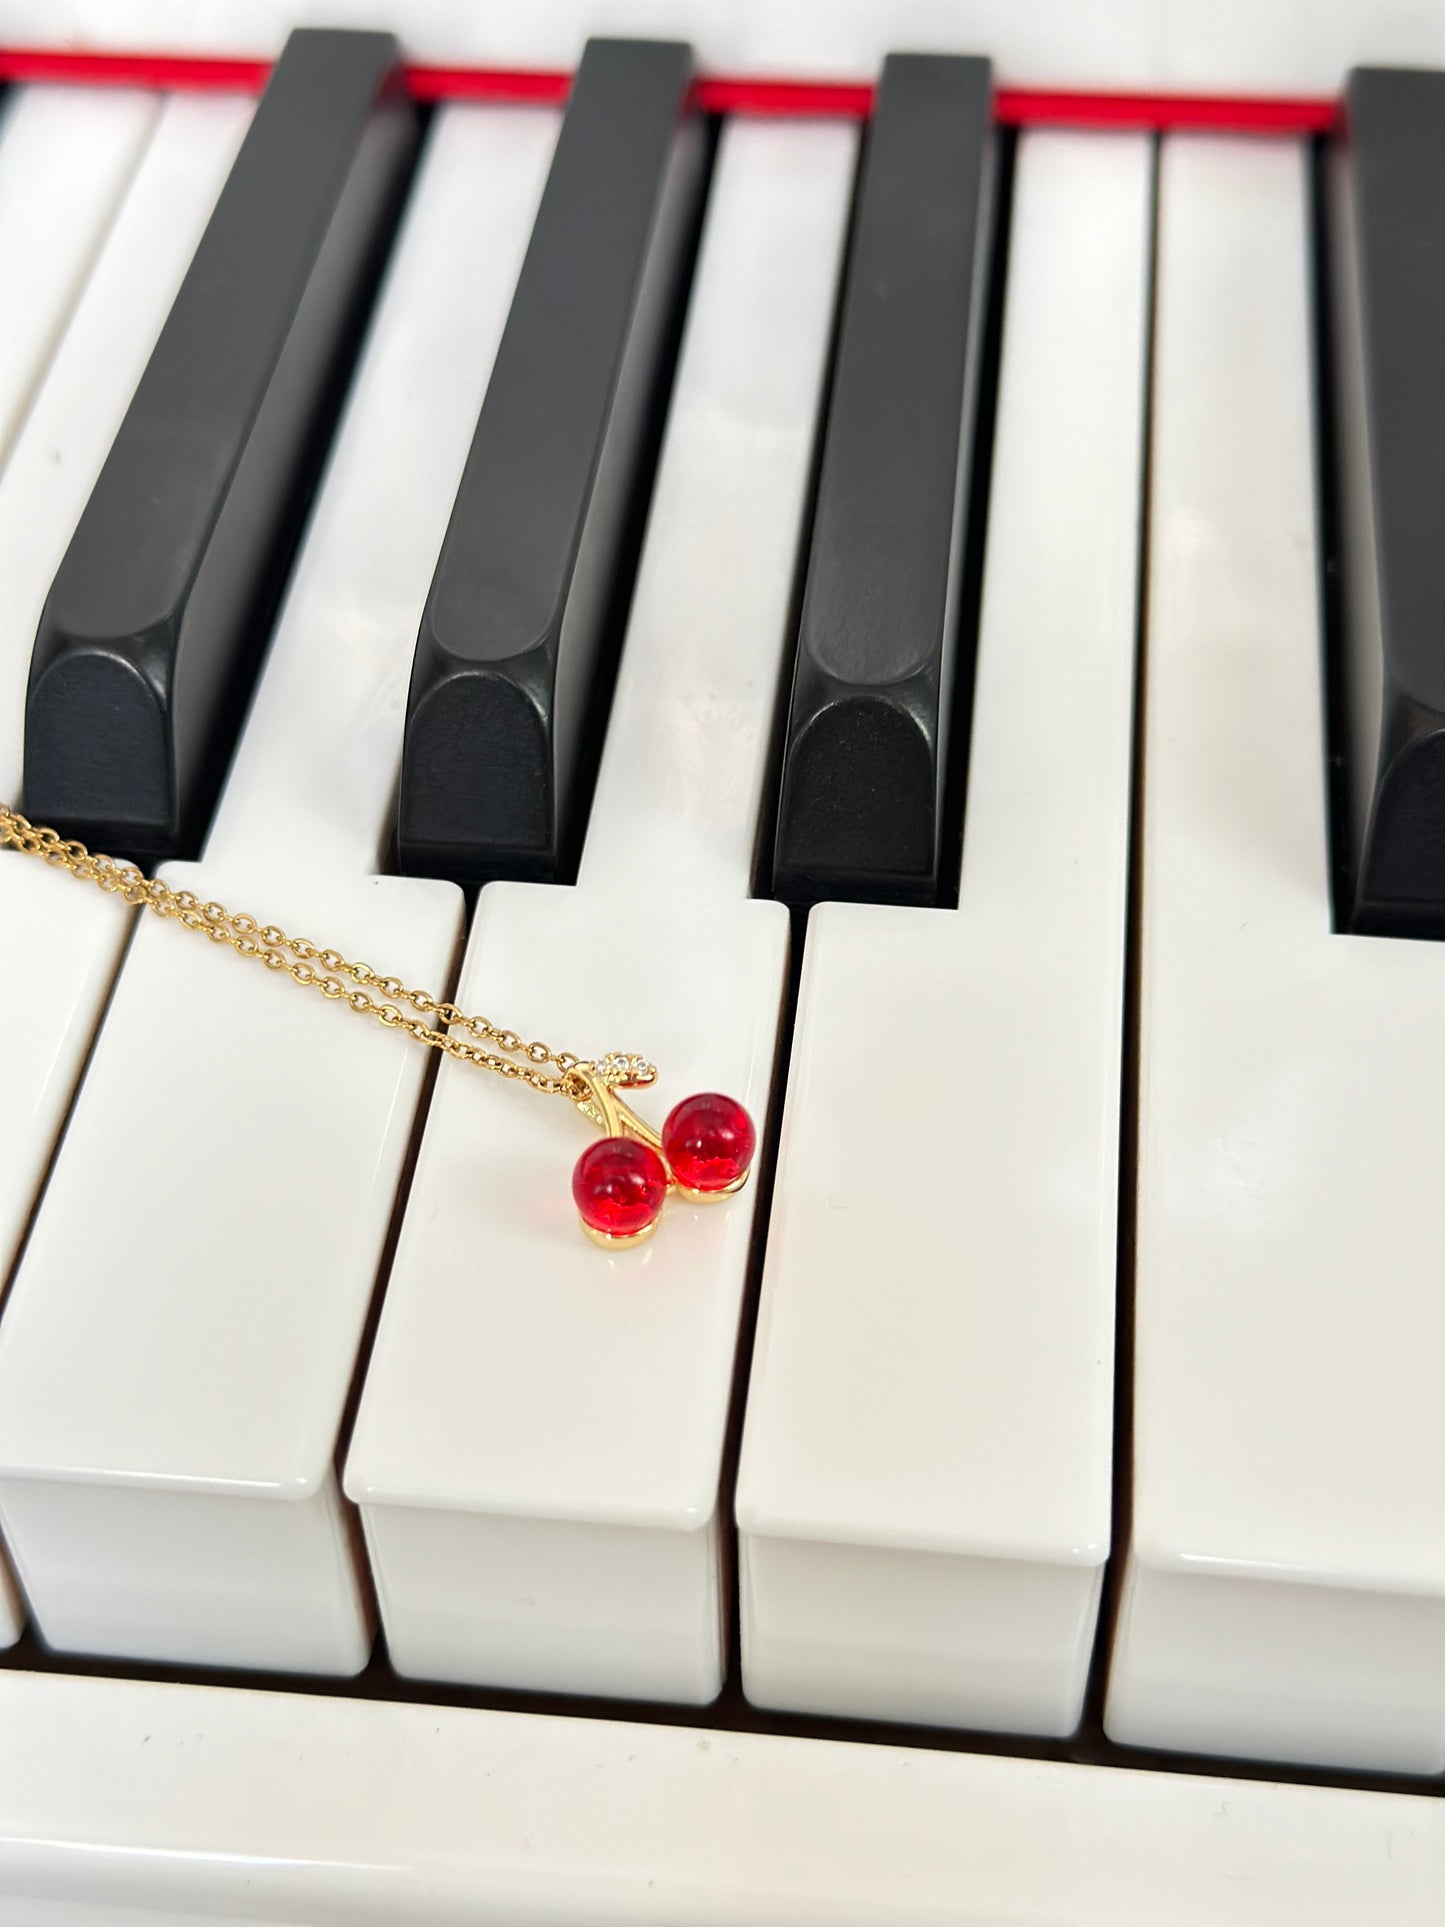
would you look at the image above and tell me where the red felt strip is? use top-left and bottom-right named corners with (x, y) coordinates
top-left (405, 64), bottom-right (571, 105)
top-left (691, 75), bottom-right (874, 116)
top-left (0, 44), bottom-right (1340, 136)
top-left (995, 86), bottom-right (1339, 134)
top-left (0, 47), bottom-right (271, 91)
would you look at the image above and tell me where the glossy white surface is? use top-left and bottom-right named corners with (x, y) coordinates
top-left (0, 1457), bottom-right (370, 1675)
top-left (10, 0), bottom-right (1445, 91)
top-left (0, 870), bottom-right (458, 1500)
top-left (0, 97), bottom-right (252, 1649)
top-left (0, 104), bottom-right (566, 1673)
top-left (0, 862), bottom-right (136, 1281)
top-left (0, 865), bottom-right (457, 1673)
top-left (346, 119), bottom-right (855, 1700)
top-left (2, 1669), bottom-right (1445, 1925)
top-left (0, 84), bottom-right (160, 1650)
top-left (735, 131), bottom-right (1149, 1736)
top-left (1106, 136), bottom-right (1445, 1776)
top-left (0, 95), bottom-right (249, 1281)
top-left (0, 87), bottom-right (157, 470)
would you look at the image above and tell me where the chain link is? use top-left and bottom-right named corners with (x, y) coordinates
top-left (0, 805), bottom-right (655, 1102)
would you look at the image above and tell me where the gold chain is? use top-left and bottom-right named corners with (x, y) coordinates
top-left (0, 804), bottom-right (654, 1103)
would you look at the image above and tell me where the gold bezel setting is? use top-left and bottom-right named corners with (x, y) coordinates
top-left (579, 1216), bottom-right (659, 1250)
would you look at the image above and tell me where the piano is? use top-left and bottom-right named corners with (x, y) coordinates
top-left (2, 1), bottom-right (1445, 1916)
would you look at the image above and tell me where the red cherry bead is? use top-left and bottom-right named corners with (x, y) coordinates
top-left (572, 1136), bottom-right (669, 1240)
top-left (662, 1091), bottom-right (756, 1194)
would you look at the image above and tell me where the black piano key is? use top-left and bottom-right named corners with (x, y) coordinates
top-left (1328, 67), bottom-right (1445, 936)
top-left (771, 52), bottom-right (997, 909)
top-left (23, 28), bottom-right (420, 862)
top-left (397, 38), bottom-right (708, 886)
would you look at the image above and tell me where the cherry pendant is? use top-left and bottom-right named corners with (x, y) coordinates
top-left (566, 1059), bottom-right (755, 1247)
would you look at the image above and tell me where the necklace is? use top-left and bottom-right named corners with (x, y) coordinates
top-left (0, 805), bottom-right (756, 1249)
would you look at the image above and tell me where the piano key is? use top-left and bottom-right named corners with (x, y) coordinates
top-left (1105, 135), bottom-right (1445, 1776)
top-left (1328, 68), bottom-right (1445, 935)
top-left (0, 83), bottom-right (159, 1649)
top-left (346, 116), bottom-right (856, 1700)
top-left (397, 38), bottom-right (708, 887)
top-left (5, 1669), bottom-right (1445, 1927)
top-left (0, 103), bottom-right (559, 1674)
top-left (0, 86), bottom-right (158, 465)
top-left (23, 28), bottom-right (421, 863)
top-left (0, 94), bottom-right (252, 1316)
top-left (736, 130), bottom-right (1149, 1734)
top-left (771, 52), bottom-right (995, 908)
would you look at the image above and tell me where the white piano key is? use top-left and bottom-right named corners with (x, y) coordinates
top-left (0, 85), bottom-right (164, 1649)
top-left (1105, 136), bottom-right (1445, 1776)
top-left (2, 1669), bottom-right (1445, 1926)
top-left (0, 97), bottom-right (252, 1370)
top-left (0, 105), bottom-right (560, 1674)
top-left (345, 118), bottom-right (857, 1701)
top-left (0, 86), bottom-right (158, 470)
top-left (734, 131), bottom-right (1151, 1735)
